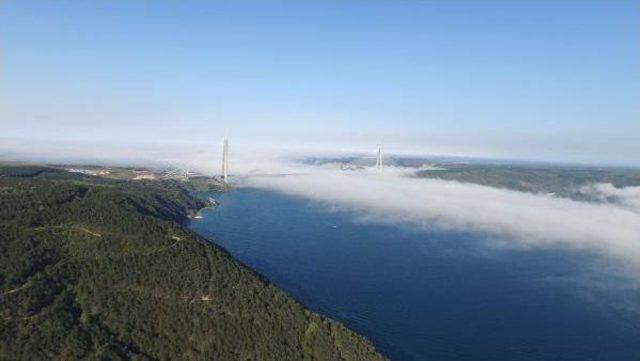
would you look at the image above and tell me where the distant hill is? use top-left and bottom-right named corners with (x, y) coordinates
top-left (414, 163), bottom-right (640, 200)
top-left (0, 165), bottom-right (384, 360)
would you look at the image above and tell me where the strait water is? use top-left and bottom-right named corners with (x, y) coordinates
top-left (190, 188), bottom-right (640, 361)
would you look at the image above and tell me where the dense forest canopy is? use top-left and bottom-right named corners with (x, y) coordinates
top-left (0, 165), bottom-right (384, 360)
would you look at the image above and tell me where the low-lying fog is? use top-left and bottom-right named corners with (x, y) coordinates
top-left (3, 139), bottom-right (640, 269)
top-left (246, 166), bottom-right (640, 268)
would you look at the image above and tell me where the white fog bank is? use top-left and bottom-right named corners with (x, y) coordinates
top-left (245, 167), bottom-right (640, 267)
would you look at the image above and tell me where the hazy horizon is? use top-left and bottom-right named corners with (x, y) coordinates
top-left (2, 1), bottom-right (639, 166)
top-left (3, 137), bottom-right (640, 172)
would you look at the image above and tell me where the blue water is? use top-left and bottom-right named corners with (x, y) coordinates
top-left (190, 188), bottom-right (640, 361)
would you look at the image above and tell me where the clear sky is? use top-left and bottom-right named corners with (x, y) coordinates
top-left (1, 1), bottom-right (638, 165)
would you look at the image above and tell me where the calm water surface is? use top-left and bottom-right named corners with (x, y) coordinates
top-left (189, 188), bottom-right (640, 361)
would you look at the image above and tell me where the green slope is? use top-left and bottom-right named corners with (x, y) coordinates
top-left (0, 166), bottom-right (384, 361)
top-left (415, 164), bottom-right (640, 198)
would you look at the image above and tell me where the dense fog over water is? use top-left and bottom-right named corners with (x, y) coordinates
top-left (246, 166), bottom-right (640, 269)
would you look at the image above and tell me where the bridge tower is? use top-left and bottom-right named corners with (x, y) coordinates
top-left (221, 138), bottom-right (229, 184)
top-left (376, 146), bottom-right (383, 172)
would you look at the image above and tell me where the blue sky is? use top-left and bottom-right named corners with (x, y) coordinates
top-left (1, 1), bottom-right (638, 165)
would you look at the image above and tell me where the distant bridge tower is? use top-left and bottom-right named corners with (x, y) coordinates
top-left (376, 146), bottom-right (383, 172)
top-left (221, 138), bottom-right (229, 184)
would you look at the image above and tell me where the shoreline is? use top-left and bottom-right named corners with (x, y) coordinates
top-left (0, 163), bottom-right (386, 360)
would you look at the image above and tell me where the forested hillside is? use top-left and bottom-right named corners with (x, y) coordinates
top-left (414, 163), bottom-right (640, 198)
top-left (0, 165), bottom-right (384, 361)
